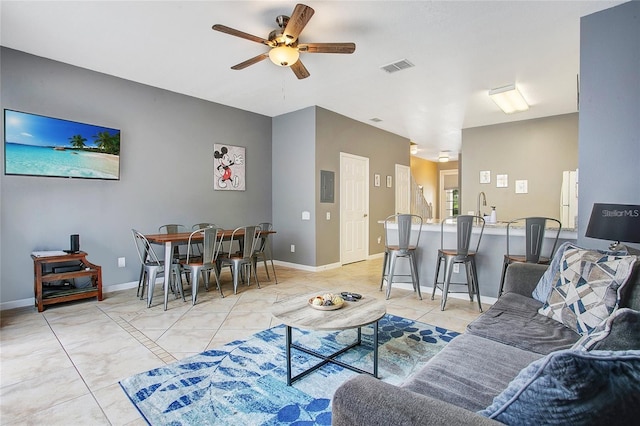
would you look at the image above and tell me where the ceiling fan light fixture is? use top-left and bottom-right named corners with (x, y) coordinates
top-left (489, 84), bottom-right (529, 114)
top-left (269, 45), bottom-right (299, 67)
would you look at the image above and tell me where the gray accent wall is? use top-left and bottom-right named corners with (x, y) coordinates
top-left (272, 107), bottom-right (317, 267)
top-left (0, 48), bottom-right (272, 304)
top-left (578, 1), bottom-right (640, 250)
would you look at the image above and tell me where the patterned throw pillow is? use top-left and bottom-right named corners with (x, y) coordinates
top-left (537, 247), bottom-right (636, 334)
top-left (477, 349), bottom-right (640, 424)
top-left (531, 243), bottom-right (629, 303)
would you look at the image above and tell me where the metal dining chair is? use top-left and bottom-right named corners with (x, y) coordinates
top-left (379, 214), bottom-right (423, 300)
top-left (159, 224), bottom-right (189, 260)
top-left (132, 229), bottom-right (183, 310)
top-left (193, 223), bottom-right (218, 230)
top-left (191, 223), bottom-right (219, 256)
top-left (498, 217), bottom-right (562, 297)
top-left (179, 226), bottom-right (224, 304)
top-left (218, 225), bottom-right (262, 294)
top-left (432, 215), bottom-right (485, 311)
top-left (253, 222), bottom-right (277, 283)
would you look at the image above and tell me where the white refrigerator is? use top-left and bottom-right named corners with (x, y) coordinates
top-left (560, 170), bottom-right (578, 229)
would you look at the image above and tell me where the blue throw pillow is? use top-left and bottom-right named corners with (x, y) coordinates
top-left (478, 349), bottom-right (640, 425)
top-left (572, 308), bottom-right (640, 351)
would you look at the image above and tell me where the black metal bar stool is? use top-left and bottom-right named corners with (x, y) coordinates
top-left (498, 217), bottom-right (561, 297)
top-left (432, 215), bottom-right (484, 311)
top-left (380, 214), bottom-right (423, 300)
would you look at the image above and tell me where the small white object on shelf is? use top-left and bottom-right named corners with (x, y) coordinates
top-left (31, 250), bottom-right (67, 257)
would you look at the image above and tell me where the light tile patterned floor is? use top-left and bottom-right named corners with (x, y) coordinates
top-left (0, 259), bottom-right (486, 425)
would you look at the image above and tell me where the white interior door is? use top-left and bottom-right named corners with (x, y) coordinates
top-left (340, 153), bottom-right (369, 264)
top-left (395, 164), bottom-right (411, 214)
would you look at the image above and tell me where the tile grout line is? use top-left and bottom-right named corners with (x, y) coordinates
top-left (41, 308), bottom-right (112, 424)
top-left (97, 306), bottom-right (178, 364)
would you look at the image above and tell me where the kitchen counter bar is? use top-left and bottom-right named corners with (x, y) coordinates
top-left (380, 221), bottom-right (577, 301)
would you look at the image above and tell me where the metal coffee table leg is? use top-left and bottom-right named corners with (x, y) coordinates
top-left (285, 321), bottom-right (380, 385)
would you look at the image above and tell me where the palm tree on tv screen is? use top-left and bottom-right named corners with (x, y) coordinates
top-left (93, 131), bottom-right (120, 155)
top-left (69, 134), bottom-right (87, 149)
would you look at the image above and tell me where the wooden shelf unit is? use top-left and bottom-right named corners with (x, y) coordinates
top-left (32, 251), bottom-right (103, 312)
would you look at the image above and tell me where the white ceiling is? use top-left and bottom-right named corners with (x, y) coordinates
top-left (0, 1), bottom-right (623, 161)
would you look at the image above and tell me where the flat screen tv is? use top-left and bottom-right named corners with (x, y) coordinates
top-left (4, 109), bottom-right (120, 180)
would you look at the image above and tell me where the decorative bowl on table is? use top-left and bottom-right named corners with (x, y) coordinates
top-left (308, 293), bottom-right (345, 311)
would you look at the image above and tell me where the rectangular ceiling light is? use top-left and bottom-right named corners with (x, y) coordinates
top-left (489, 84), bottom-right (529, 114)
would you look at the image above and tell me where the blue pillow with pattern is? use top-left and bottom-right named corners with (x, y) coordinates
top-left (531, 242), bottom-right (629, 303)
top-left (478, 349), bottom-right (640, 425)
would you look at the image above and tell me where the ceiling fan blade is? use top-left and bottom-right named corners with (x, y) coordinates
top-left (291, 60), bottom-right (310, 79)
top-left (212, 24), bottom-right (272, 46)
top-left (298, 43), bottom-right (356, 54)
top-left (283, 4), bottom-right (315, 42)
top-left (231, 53), bottom-right (269, 70)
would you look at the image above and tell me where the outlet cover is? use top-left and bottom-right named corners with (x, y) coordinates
top-left (118, 257), bottom-right (126, 268)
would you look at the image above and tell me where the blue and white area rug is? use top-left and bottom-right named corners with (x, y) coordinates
top-left (120, 314), bottom-right (459, 425)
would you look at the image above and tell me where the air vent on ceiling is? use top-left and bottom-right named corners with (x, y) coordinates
top-left (370, 117), bottom-right (383, 123)
top-left (380, 59), bottom-right (414, 74)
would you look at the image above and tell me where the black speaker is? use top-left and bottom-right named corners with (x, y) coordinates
top-left (70, 234), bottom-right (80, 253)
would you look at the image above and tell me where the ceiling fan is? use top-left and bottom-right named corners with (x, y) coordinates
top-left (212, 3), bottom-right (356, 79)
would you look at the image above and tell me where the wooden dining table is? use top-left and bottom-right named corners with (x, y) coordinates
top-left (144, 229), bottom-right (275, 309)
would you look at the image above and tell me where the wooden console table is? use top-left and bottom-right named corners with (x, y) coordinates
top-left (32, 251), bottom-right (103, 312)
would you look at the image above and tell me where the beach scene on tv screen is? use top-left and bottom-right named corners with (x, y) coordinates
top-left (4, 110), bottom-right (120, 180)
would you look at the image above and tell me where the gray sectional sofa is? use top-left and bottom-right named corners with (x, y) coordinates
top-left (332, 248), bottom-right (640, 425)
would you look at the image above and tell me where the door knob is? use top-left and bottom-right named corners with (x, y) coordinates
top-left (364, 214), bottom-right (368, 217)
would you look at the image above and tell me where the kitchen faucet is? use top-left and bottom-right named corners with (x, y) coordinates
top-left (477, 191), bottom-right (487, 217)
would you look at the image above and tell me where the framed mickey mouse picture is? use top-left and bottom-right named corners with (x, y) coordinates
top-left (213, 144), bottom-right (245, 191)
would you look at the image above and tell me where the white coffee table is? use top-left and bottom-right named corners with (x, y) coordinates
top-left (272, 292), bottom-right (387, 385)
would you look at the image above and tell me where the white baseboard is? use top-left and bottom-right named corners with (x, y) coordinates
top-left (391, 282), bottom-right (497, 305)
top-left (2, 268), bottom-right (496, 311)
top-left (104, 280), bottom-right (139, 293)
top-left (368, 252), bottom-right (385, 260)
top-left (272, 260), bottom-right (342, 272)
top-left (0, 280), bottom-right (141, 311)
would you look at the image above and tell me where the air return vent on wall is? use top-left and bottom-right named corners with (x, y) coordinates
top-left (380, 59), bottom-right (414, 73)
